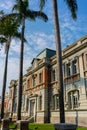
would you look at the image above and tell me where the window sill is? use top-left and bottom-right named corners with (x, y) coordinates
top-left (64, 73), bottom-right (80, 79)
top-left (64, 73), bottom-right (80, 83)
top-left (51, 80), bottom-right (58, 84)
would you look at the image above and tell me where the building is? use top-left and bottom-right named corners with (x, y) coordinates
top-left (8, 35), bottom-right (87, 126)
top-left (0, 93), bottom-right (9, 118)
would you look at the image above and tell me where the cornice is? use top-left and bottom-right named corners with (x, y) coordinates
top-left (62, 42), bottom-right (87, 59)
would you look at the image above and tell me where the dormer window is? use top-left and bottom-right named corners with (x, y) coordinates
top-left (31, 58), bottom-right (40, 69)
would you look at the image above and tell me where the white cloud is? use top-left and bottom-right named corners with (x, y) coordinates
top-left (59, 11), bottom-right (87, 48)
top-left (26, 32), bottom-right (55, 50)
top-left (0, 0), bottom-right (15, 12)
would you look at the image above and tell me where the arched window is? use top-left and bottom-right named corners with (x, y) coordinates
top-left (68, 90), bottom-right (79, 109)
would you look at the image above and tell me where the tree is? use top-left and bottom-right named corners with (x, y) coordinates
top-left (52, 0), bottom-right (78, 123)
top-left (12, 0), bottom-right (48, 120)
top-left (39, 0), bottom-right (78, 123)
top-left (0, 14), bottom-right (21, 119)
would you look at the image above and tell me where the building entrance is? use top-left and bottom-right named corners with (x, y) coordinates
top-left (30, 99), bottom-right (35, 117)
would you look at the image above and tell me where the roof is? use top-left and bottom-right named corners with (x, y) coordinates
top-left (36, 48), bottom-right (56, 59)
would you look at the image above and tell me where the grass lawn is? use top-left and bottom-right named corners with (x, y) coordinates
top-left (9, 122), bottom-right (17, 129)
top-left (29, 123), bottom-right (55, 130)
top-left (77, 128), bottom-right (87, 130)
top-left (28, 124), bottom-right (87, 130)
top-left (1, 122), bottom-right (87, 130)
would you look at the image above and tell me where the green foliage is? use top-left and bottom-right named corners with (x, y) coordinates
top-left (29, 124), bottom-right (87, 130)
top-left (29, 123), bottom-right (55, 130)
top-left (77, 128), bottom-right (87, 130)
top-left (0, 15), bottom-right (20, 37)
top-left (9, 122), bottom-right (17, 129)
top-left (0, 12), bottom-right (21, 53)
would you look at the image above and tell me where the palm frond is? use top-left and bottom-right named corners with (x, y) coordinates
top-left (0, 10), bottom-right (4, 16)
top-left (64, 0), bottom-right (78, 20)
top-left (12, 32), bottom-right (27, 42)
top-left (0, 14), bottom-right (21, 36)
top-left (12, 0), bottom-right (29, 15)
top-left (39, 0), bottom-right (47, 10)
top-left (26, 10), bottom-right (48, 22)
top-left (0, 37), bottom-right (7, 44)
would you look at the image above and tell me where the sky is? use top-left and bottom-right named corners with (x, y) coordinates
top-left (0, 0), bottom-right (87, 95)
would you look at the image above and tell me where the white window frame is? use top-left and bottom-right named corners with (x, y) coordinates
top-left (53, 94), bottom-right (59, 110)
top-left (68, 90), bottom-right (79, 109)
top-left (72, 59), bottom-right (78, 75)
top-left (66, 63), bottom-right (71, 77)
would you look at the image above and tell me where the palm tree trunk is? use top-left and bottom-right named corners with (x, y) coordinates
top-left (52, 0), bottom-right (65, 123)
top-left (1, 48), bottom-right (9, 119)
top-left (17, 15), bottom-right (25, 120)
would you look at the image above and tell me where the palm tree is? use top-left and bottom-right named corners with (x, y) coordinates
top-left (52, 0), bottom-right (78, 123)
top-left (39, 0), bottom-right (78, 123)
top-left (0, 14), bottom-right (21, 119)
top-left (12, 0), bottom-right (48, 120)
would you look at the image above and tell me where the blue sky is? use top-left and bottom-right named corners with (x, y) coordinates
top-left (0, 0), bottom-right (87, 94)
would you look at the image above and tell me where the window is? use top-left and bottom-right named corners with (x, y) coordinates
top-left (85, 54), bottom-right (87, 69)
top-left (26, 98), bottom-right (29, 112)
top-left (32, 75), bottom-right (36, 87)
top-left (53, 94), bottom-right (59, 110)
top-left (39, 73), bottom-right (42, 83)
top-left (66, 63), bottom-right (71, 76)
top-left (51, 69), bottom-right (56, 82)
top-left (63, 64), bottom-right (66, 77)
top-left (39, 95), bottom-right (42, 110)
top-left (72, 59), bottom-right (78, 74)
top-left (73, 95), bottom-right (78, 108)
top-left (68, 90), bottom-right (79, 109)
top-left (27, 79), bottom-right (30, 88)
